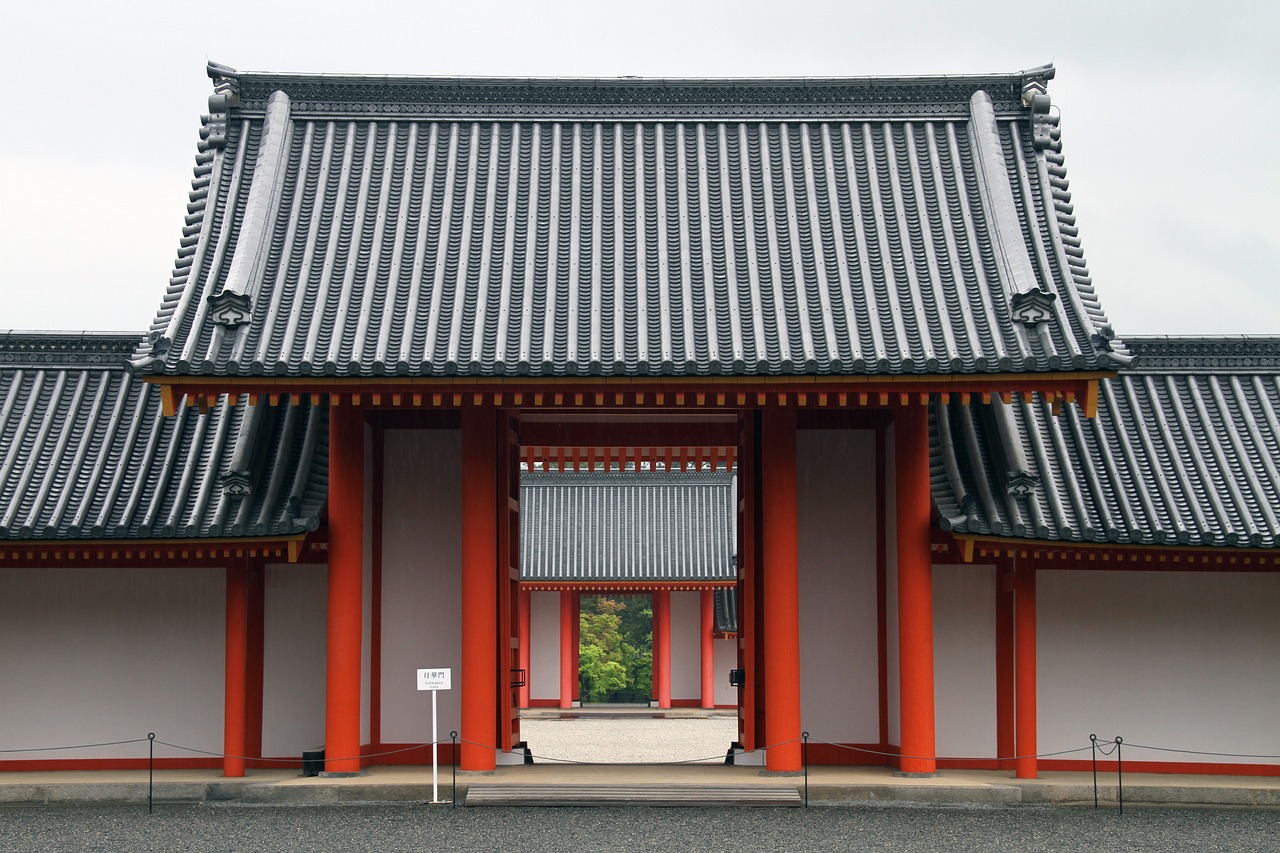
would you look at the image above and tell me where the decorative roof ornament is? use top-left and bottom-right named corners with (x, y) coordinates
top-left (201, 62), bottom-right (239, 151)
top-left (146, 331), bottom-right (171, 357)
top-left (207, 291), bottom-right (253, 328)
top-left (221, 471), bottom-right (252, 496)
top-left (1006, 470), bottom-right (1039, 497)
top-left (1090, 325), bottom-right (1134, 367)
top-left (1022, 74), bottom-right (1060, 152)
top-left (1010, 289), bottom-right (1058, 326)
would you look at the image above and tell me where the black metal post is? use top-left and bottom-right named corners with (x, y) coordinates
top-left (451, 731), bottom-right (458, 808)
top-left (1089, 734), bottom-right (1098, 809)
top-left (1115, 736), bottom-right (1123, 815)
top-left (802, 732), bottom-right (809, 808)
top-left (148, 733), bottom-right (155, 815)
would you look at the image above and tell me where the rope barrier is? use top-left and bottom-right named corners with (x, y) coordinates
top-left (3, 732), bottom-right (1277, 768)
top-left (0, 737), bottom-right (151, 754)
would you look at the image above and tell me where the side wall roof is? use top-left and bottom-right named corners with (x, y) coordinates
top-left (0, 332), bottom-right (326, 541)
top-left (933, 337), bottom-right (1280, 549)
top-left (131, 64), bottom-right (1124, 379)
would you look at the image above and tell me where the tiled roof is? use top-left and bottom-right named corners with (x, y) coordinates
top-left (520, 469), bottom-right (735, 582)
top-left (933, 337), bottom-right (1280, 549)
top-left (130, 63), bottom-right (1124, 379)
top-left (714, 586), bottom-right (738, 635)
top-left (0, 332), bottom-right (326, 541)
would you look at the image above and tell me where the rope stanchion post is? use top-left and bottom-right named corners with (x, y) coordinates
top-left (802, 732), bottom-right (809, 808)
top-left (1090, 734), bottom-right (1098, 809)
top-left (1115, 736), bottom-right (1123, 815)
top-left (148, 733), bottom-right (155, 815)
top-left (450, 731), bottom-right (458, 809)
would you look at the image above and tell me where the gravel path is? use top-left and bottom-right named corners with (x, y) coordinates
top-left (519, 714), bottom-right (738, 764)
top-left (2, 803), bottom-right (1278, 852)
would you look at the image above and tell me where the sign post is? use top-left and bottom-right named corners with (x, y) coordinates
top-left (417, 667), bottom-right (452, 803)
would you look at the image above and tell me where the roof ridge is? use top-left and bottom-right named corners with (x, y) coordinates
top-left (0, 332), bottom-right (142, 368)
top-left (210, 62), bottom-right (1056, 121)
top-left (1124, 336), bottom-right (1280, 373)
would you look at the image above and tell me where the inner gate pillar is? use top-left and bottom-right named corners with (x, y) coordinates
top-left (461, 404), bottom-right (499, 770)
top-left (895, 403), bottom-right (937, 775)
top-left (760, 406), bottom-right (802, 772)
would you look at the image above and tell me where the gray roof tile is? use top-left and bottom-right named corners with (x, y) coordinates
top-left (131, 65), bottom-right (1123, 378)
top-left (0, 332), bottom-right (326, 541)
top-left (520, 469), bottom-right (735, 582)
top-left (933, 337), bottom-right (1280, 549)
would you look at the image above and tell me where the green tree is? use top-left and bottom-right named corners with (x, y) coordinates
top-left (579, 595), bottom-right (652, 703)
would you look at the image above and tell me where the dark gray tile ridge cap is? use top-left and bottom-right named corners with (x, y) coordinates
top-left (212, 61), bottom-right (1054, 120)
top-left (1, 331), bottom-right (143, 369)
top-left (1124, 336), bottom-right (1280, 373)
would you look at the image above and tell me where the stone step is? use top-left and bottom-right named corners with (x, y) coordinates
top-left (464, 783), bottom-right (802, 807)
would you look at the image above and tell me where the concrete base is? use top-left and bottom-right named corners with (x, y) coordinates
top-left (2, 766), bottom-right (1279, 809)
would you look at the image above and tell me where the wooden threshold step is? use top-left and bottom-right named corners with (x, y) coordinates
top-left (465, 783), bottom-right (801, 807)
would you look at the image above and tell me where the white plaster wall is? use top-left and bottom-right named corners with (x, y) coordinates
top-left (1039, 569), bottom-right (1280, 766)
top-left (714, 638), bottom-right (737, 707)
top-left (261, 563), bottom-right (327, 757)
top-left (379, 429), bottom-right (463, 743)
top-left (797, 429), bottom-right (880, 745)
top-left (0, 566), bottom-right (224, 761)
top-left (669, 591), bottom-right (701, 701)
top-left (529, 591), bottom-right (562, 701)
top-left (932, 564), bottom-right (996, 759)
top-left (885, 425), bottom-right (900, 746)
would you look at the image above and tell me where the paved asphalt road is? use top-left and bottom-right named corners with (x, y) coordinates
top-left (2, 803), bottom-right (1278, 852)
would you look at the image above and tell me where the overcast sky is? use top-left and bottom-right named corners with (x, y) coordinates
top-left (1, 0), bottom-right (1276, 336)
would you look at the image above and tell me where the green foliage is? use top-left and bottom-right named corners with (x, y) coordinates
top-left (578, 595), bottom-right (652, 703)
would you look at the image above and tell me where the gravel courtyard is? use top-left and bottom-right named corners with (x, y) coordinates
top-left (2, 803), bottom-right (1278, 853)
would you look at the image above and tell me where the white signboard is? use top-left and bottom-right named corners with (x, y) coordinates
top-left (417, 668), bottom-right (451, 691)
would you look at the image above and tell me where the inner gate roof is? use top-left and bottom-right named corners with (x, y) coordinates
top-left (520, 469), bottom-right (735, 583)
top-left (129, 63), bottom-right (1126, 380)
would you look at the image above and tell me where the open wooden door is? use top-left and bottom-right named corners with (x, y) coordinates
top-left (498, 412), bottom-right (523, 752)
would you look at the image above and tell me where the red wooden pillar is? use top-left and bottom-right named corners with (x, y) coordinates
top-left (571, 592), bottom-right (581, 702)
top-left (325, 403), bottom-right (365, 775)
top-left (461, 404), bottom-right (498, 771)
top-left (245, 563), bottom-right (266, 763)
top-left (995, 562), bottom-right (1015, 772)
top-left (559, 589), bottom-right (575, 709)
top-left (761, 406), bottom-right (801, 772)
top-left (700, 588), bottom-right (715, 709)
top-left (654, 588), bottom-right (672, 709)
top-left (895, 404), bottom-right (937, 775)
top-left (223, 561), bottom-right (248, 778)
top-left (1015, 561), bottom-right (1038, 779)
top-left (518, 587), bottom-right (532, 709)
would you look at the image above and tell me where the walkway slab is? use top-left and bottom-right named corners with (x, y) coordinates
top-left (465, 783), bottom-right (802, 807)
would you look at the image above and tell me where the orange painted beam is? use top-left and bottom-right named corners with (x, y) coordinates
top-left (760, 406), bottom-right (802, 772)
top-left (325, 404), bottom-right (365, 775)
top-left (460, 404), bottom-right (499, 771)
top-left (895, 404), bottom-right (937, 775)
